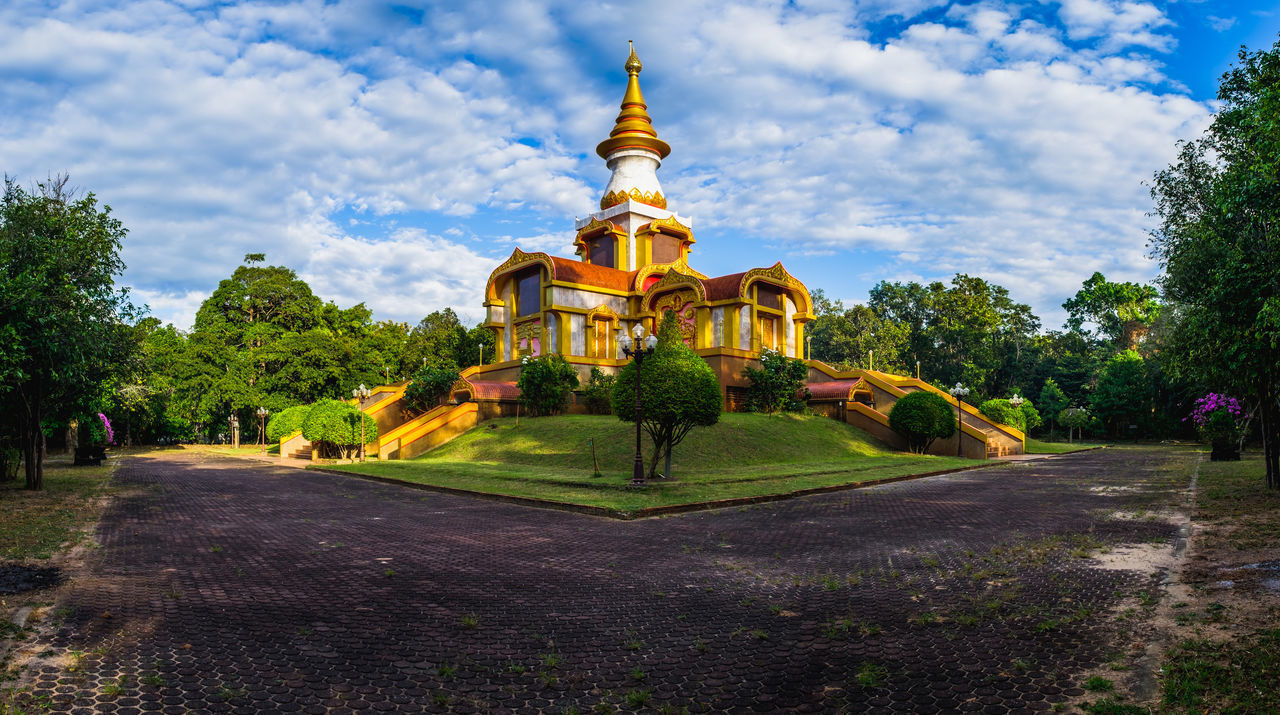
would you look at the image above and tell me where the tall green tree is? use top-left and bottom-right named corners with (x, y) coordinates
top-left (0, 176), bottom-right (139, 489)
top-left (807, 289), bottom-right (908, 372)
top-left (402, 308), bottom-right (467, 374)
top-left (613, 312), bottom-right (721, 479)
top-left (1062, 272), bottom-right (1161, 351)
top-left (1090, 350), bottom-right (1151, 437)
top-left (1150, 39), bottom-right (1280, 486)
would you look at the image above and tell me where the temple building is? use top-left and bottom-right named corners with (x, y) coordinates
top-left (470, 45), bottom-right (813, 409)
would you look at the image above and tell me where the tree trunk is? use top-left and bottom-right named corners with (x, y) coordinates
top-left (1261, 382), bottom-right (1280, 489)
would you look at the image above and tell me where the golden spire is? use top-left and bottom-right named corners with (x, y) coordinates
top-left (595, 42), bottom-right (671, 160)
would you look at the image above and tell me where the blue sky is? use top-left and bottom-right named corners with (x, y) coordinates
top-left (3, 0), bottom-right (1278, 331)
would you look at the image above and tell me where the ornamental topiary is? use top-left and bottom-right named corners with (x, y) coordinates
top-left (301, 399), bottom-right (378, 459)
top-left (517, 353), bottom-right (580, 416)
top-left (889, 390), bottom-right (956, 453)
top-left (612, 311), bottom-right (722, 478)
top-left (266, 404), bottom-right (311, 443)
top-left (404, 365), bottom-right (460, 413)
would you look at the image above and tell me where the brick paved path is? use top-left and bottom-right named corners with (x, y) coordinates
top-left (24, 447), bottom-right (1183, 713)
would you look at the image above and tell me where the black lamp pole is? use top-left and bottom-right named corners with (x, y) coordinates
top-left (622, 326), bottom-right (656, 486)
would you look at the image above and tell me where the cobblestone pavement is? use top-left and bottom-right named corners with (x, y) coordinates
top-left (20, 447), bottom-right (1185, 713)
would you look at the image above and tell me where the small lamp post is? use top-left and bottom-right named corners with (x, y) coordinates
top-left (1009, 393), bottom-right (1024, 409)
top-left (620, 322), bottom-right (658, 486)
top-left (229, 413), bottom-right (239, 450)
top-left (948, 383), bottom-right (970, 457)
top-left (256, 407), bottom-right (269, 454)
top-left (351, 384), bottom-right (371, 461)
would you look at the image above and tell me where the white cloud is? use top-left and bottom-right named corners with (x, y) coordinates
top-left (0, 0), bottom-right (1215, 333)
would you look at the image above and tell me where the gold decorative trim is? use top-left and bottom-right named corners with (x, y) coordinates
top-left (484, 248), bottom-right (555, 302)
top-left (633, 256), bottom-right (707, 290)
top-left (641, 269), bottom-right (706, 312)
top-left (600, 188), bottom-right (667, 210)
top-left (637, 214), bottom-right (692, 239)
top-left (741, 262), bottom-right (814, 317)
top-left (572, 217), bottom-right (626, 257)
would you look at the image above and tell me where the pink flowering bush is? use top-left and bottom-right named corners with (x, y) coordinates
top-left (1186, 393), bottom-right (1244, 442)
top-left (98, 412), bottom-right (115, 444)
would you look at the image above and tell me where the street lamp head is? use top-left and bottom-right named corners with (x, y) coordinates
top-left (644, 334), bottom-right (658, 350)
top-left (632, 322), bottom-right (645, 340)
top-left (1009, 393), bottom-right (1024, 408)
top-left (620, 333), bottom-right (633, 351)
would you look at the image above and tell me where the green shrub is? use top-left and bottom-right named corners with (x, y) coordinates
top-left (404, 365), bottom-right (460, 413)
top-left (889, 391), bottom-right (956, 453)
top-left (613, 312), bottom-right (722, 478)
top-left (517, 354), bottom-right (580, 416)
top-left (979, 399), bottom-right (1026, 431)
top-left (743, 348), bottom-right (810, 413)
top-left (582, 367), bottom-right (616, 415)
top-left (1020, 401), bottom-right (1043, 432)
top-left (301, 399), bottom-right (378, 459)
top-left (266, 404), bottom-right (311, 443)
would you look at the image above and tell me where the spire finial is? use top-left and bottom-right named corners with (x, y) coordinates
top-left (625, 40), bottom-right (642, 74)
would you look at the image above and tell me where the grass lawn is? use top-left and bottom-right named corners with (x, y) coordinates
top-left (1025, 437), bottom-right (1106, 454)
top-left (1155, 452), bottom-right (1280, 713)
top-left (327, 413), bottom-right (979, 514)
top-left (0, 452), bottom-right (118, 561)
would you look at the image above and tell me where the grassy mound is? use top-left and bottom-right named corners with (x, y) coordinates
top-left (332, 413), bottom-right (977, 513)
top-left (426, 412), bottom-right (889, 474)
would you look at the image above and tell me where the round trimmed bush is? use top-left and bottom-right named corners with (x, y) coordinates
top-left (301, 399), bottom-right (379, 459)
top-left (266, 404), bottom-right (311, 443)
top-left (889, 390), bottom-right (957, 453)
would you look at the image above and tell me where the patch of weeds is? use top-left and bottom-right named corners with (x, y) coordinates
top-left (1035, 619), bottom-right (1061, 633)
top-left (460, 612), bottom-right (479, 629)
top-left (140, 674), bottom-right (165, 687)
top-left (1081, 697), bottom-right (1148, 714)
top-left (297, 626), bottom-right (312, 635)
top-left (738, 597), bottom-right (754, 607)
top-left (432, 692), bottom-right (450, 706)
top-left (507, 663), bottom-right (526, 674)
top-left (1162, 629), bottom-right (1280, 712)
top-left (768, 604), bottom-right (784, 615)
top-left (213, 684), bottom-right (248, 699)
top-left (693, 638), bottom-right (708, 653)
top-left (384, 569), bottom-right (395, 577)
top-left (100, 678), bottom-right (126, 697)
top-left (1084, 675), bottom-right (1114, 692)
top-left (539, 652), bottom-right (562, 669)
top-left (1137, 591), bottom-right (1158, 608)
top-left (624, 688), bottom-right (652, 707)
top-left (907, 611), bottom-right (940, 626)
top-left (437, 663), bottom-right (457, 679)
top-left (853, 662), bottom-right (888, 688)
top-left (750, 629), bottom-right (769, 640)
top-left (209, 545), bottom-right (223, 553)
top-left (920, 554), bottom-right (940, 568)
top-left (630, 667), bottom-right (647, 680)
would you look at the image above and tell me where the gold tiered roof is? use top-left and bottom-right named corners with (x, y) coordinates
top-left (595, 43), bottom-right (671, 160)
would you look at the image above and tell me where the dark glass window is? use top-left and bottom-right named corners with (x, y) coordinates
top-left (652, 234), bottom-right (681, 264)
top-left (756, 283), bottom-right (782, 310)
top-left (589, 237), bottom-right (614, 268)
top-left (515, 269), bottom-right (541, 317)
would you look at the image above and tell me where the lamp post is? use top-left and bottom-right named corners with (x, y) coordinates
top-left (1009, 393), bottom-right (1024, 409)
top-left (256, 407), bottom-right (269, 454)
top-left (620, 322), bottom-right (658, 486)
top-left (229, 413), bottom-right (239, 450)
top-left (351, 384), bottom-right (371, 461)
top-left (948, 382), bottom-right (970, 457)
